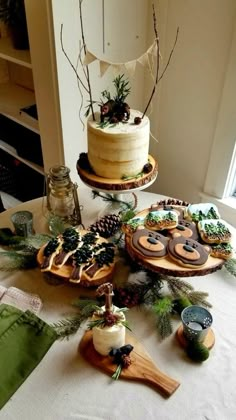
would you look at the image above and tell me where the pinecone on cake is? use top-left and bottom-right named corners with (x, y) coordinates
top-left (88, 214), bottom-right (122, 238)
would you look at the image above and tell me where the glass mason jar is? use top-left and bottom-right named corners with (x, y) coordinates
top-left (46, 165), bottom-right (82, 226)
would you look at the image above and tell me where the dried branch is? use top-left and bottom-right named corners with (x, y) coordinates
top-left (79, 0), bottom-right (95, 120)
top-left (142, 3), bottom-right (179, 118)
top-left (60, 24), bottom-right (89, 94)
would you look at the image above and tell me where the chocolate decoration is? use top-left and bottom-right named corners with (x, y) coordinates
top-left (168, 236), bottom-right (210, 267)
top-left (132, 228), bottom-right (169, 258)
top-left (183, 244), bottom-right (194, 252)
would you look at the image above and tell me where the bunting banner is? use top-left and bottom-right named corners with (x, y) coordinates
top-left (83, 40), bottom-right (157, 78)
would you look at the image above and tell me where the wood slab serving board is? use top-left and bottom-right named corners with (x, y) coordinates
top-left (125, 208), bottom-right (224, 277)
top-left (79, 330), bottom-right (180, 397)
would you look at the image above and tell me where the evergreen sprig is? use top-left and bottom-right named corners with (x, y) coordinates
top-left (113, 74), bottom-right (131, 104)
top-left (224, 258), bottom-right (236, 277)
top-left (52, 299), bottom-right (100, 339)
top-left (165, 276), bottom-right (194, 297)
top-left (152, 297), bottom-right (173, 339)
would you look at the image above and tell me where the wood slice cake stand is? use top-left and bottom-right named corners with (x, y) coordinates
top-left (76, 154), bottom-right (158, 192)
top-left (36, 230), bottom-right (116, 287)
top-left (125, 208), bottom-right (225, 277)
top-left (79, 330), bottom-right (180, 397)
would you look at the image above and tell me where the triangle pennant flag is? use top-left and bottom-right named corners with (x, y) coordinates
top-left (137, 52), bottom-right (150, 69)
top-left (83, 50), bottom-right (97, 65)
top-left (99, 60), bottom-right (111, 77)
top-left (124, 60), bottom-right (137, 78)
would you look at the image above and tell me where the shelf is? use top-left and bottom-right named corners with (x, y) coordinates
top-left (0, 139), bottom-right (44, 176)
top-left (0, 37), bottom-right (32, 68)
top-left (0, 82), bottom-right (39, 133)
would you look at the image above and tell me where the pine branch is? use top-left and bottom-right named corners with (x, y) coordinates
top-left (52, 316), bottom-right (85, 340)
top-left (152, 297), bottom-right (173, 339)
top-left (224, 258), bottom-right (236, 277)
top-left (91, 190), bottom-right (134, 210)
top-left (165, 276), bottom-right (194, 297)
top-left (187, 291), bottom-right (212, 308)
top-left (0, 250), bottom-right (38, 271)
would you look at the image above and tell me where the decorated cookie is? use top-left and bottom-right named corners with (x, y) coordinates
top-left (210, 243), bottom-right (233, 260)
top-left (150, 204), bottom-right (185, 220)
top-left (168, 219), bottom-right (200, 241)
top-left (198, 219), bottom-right (232, 244)
top-left (144, 210), bottom-right (178, 231)
top-left (122, 217), bottom-right (145, 235)
top-left (185, 203), bottom-right (220, 222)
top-left (167, 235), bottom-right (211, 268)
top-left (131, 228), bottom-right (169, 258)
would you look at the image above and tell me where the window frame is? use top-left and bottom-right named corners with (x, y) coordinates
top-left (202, 16), bottom-right (236, 227)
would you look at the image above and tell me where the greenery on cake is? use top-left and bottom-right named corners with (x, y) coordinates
top-left (98, 74), bottom-right (131, 128)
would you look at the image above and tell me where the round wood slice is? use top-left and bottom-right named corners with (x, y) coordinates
top-left (176, 325), bottom-right (215, 350)
top-left (36, 230), bottom-right (116, 287)
top-left (79, 330), bottom-right (180, 397)
top-left (125, 208), bottom-right (225, 277)
top-left (76, 154), bottom-right (158, 191)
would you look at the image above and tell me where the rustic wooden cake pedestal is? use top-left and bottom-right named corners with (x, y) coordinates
top-left (76, 154), bottom-right (158, 216)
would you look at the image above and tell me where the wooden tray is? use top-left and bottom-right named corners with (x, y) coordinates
top-left (125, 208), bottom-right (224, 277)
top-left (79, 330), bottom-right (180, 397)
top-left (76, 154), bottom-right (158, 191)
top-left (36, 230), bottom-right (116, 287)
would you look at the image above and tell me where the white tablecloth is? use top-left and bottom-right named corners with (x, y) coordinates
top-left (0, 187), bottom-right (235, 420)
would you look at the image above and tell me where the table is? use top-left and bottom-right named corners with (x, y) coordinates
top-left (0, 186), bottom-right (236, 420)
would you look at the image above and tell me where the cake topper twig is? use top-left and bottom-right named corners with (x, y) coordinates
top-left (142, 3), bottom-right (179, 119)
top-left (60, 0), bottom-right (95, 122)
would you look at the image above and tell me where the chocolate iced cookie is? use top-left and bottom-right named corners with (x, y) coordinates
top-left (168, 219), bottom-right (199, 241)
top-left (131, 228), bottom-right (169, 258)
top-left (168, 235), bottom-right (211, 268)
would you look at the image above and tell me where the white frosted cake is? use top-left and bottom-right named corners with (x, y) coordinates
top-left (87, 110), bottom-right (150, 179)
top-left (92, 305), bottom-right (126, 356)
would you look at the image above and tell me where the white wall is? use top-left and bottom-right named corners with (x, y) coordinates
top-left (148, 0), bottom-right (236, 203)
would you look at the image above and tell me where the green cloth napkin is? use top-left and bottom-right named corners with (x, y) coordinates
top-left (0, 303), bottom-right (57, 409)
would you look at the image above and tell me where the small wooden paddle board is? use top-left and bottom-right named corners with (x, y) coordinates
top-left (79, 330), bottom-right (180, 397)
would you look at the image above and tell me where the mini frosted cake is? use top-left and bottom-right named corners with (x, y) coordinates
top-left (91, 305), bottom-right (126, 356)
top-left (87, 110), bottom-right (150, 179)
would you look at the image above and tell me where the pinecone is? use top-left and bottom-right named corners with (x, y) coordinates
top-left (88, 214), bottom-right (122, 238)
top-left (121, 354), bottom-right (132, 368)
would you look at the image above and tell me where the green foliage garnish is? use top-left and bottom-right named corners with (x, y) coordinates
top-left (224, 258), bottom-right (236, 277)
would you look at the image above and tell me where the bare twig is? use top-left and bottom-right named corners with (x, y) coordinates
top-left (60, 24), bottom-right (89, 94)
top-left (142, 3), bottom-right (179, 118)
top-left (79, 0), bottom-right (95, 120)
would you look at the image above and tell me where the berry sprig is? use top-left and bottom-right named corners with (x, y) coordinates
top-left (109, 344), bottom-right (134, 380)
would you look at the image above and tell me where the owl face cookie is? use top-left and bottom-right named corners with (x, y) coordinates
top-left (131, 228), bottom-right (169, 258)
top-left (167, 235), bottom-right (211, 268)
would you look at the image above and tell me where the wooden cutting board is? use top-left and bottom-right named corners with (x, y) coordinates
top-left (79, 330), bottom-right (180, 397)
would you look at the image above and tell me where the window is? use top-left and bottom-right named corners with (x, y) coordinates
top-left (201, 18), bottom-right (236, 227)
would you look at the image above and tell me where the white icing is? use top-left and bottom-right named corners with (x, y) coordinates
top-left (87, 110), bottom-right (150, 178)
top-left (187, 203), bottom-right (220, 219)
top-left (92, 305), bottom-right (126, 356)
